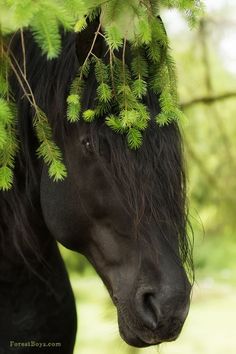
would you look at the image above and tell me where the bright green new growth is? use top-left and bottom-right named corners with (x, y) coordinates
top-left (0, 46), bottom-right (19, 190)
top-left (68, 0), bottom-right (203, 148)
top-left (0, 0), bottom-right (204, 190)
top-left (33, 108), bottom-right (67, 181)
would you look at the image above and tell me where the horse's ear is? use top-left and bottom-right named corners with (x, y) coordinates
top-left (75, 18), bottom-right (103, 65)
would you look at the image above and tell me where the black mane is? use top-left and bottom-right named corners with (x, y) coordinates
top-left (0, 31), bottom-right (78, 270)
top-left (0, 30), bottom-right (193, 280)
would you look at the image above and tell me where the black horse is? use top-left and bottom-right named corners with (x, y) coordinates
top-left (0, 20), bottom-right (192, 353)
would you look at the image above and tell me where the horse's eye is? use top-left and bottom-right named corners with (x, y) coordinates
top-left (81, 138), bottom-right (92, 153)
top-left (85, 141), bottom-right (90, 150)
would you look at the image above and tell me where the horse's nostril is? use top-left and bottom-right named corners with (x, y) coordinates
top-left (135, 290), bottom-right (158, 331)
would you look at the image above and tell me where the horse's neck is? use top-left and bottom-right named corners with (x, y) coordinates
top-left (0, 207), bottom-right (68, 323)
top-left (0, 197), bottom-right (76, 352)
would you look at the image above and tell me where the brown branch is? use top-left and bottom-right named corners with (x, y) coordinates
top-left (181, 92), bottom-right (236, 109)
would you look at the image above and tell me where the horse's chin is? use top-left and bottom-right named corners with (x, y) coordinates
top-left (119, 328), bottom-right (154, 348)
top-left (117, 313), bottom-right (162, 348)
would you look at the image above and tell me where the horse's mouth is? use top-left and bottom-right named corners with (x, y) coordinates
top-left (119, 325), bottom-right (160, 348)
top-left (117, 310), bottom-right (182, 348)
top-left (118, 315), bottom-right (162, 348)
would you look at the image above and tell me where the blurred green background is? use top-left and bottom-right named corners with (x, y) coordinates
top-left (61, 0), bottom-right (236, 353)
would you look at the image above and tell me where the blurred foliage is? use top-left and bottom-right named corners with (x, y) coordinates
top-left (166, 0), bottom-right (236, 277)
top-left (60, 246), bottom-right (96, 276)
top-left (178, 19), bottom-right (236, 236)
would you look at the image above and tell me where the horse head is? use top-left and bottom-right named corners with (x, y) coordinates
top-left (10, 20), bottom-right (193, 348)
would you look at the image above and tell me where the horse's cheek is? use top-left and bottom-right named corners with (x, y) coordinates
top-left (40, 166), bottom-right (90, 251)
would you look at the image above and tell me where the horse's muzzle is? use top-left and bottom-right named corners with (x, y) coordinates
top-left (116, 285), bottom-right (190, 347)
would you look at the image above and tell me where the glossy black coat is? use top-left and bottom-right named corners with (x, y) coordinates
top-left (0, 22), bottom-right (192, 353)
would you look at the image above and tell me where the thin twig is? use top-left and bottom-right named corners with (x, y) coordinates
top-left (98, 31), bottom-right (105, 39)
top-left (20, 29), bottom-right (26, 77)
top-left (79, 22), bottom-right (101, 80)
top-left (8, 49), bottom-right (37, 108)
top-left (8, 59), bottom-right (34, 106)
top-left (109, 48), bottom-right (115, 94)
top-left (122, 37), bottom-right (127, 110)
top-left (8, 49), bottom-right (59, 162)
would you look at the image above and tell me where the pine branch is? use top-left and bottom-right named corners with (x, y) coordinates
top-left (33, 108), bottom-right (67, 181)
top-left (30, 11), bottom-right (61, 59)
top-left (0, 0), bottom-right (205, 188)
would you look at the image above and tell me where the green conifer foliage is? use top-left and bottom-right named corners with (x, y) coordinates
top-left (0, 0), bottom-right (204, 189)
top-left (0, 38), bottom-right (19, 190)
top-left (33, 108), bottom-right (67, 181)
